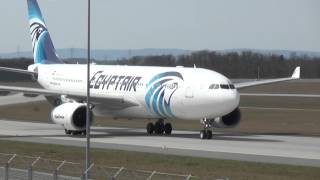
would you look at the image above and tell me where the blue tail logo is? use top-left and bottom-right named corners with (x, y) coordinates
top-left (28, 0), bottom-right (63, 64)
top-left (145, 72), bottom-right (184, 118)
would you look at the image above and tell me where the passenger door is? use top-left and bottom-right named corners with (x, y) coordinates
top-left (185, 86), bottom-right (194, 98)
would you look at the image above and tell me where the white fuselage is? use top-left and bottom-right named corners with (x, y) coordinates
top-left (35, 64), bottom-right (240, 120)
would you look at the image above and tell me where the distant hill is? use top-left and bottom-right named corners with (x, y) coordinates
top-left (1, 48), bottom-right (320, 60)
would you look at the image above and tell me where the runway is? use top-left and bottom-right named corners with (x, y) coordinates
top-left (0, 120), bottom-right (319, 167)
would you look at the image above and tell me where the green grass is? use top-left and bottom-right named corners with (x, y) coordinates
top-left (0, 140), bottom-right (319, 180)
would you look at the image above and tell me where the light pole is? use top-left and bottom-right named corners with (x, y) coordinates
top-left (86, 0), bottom-right (91, 178)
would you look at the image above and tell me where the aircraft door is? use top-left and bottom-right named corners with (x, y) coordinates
top-left (178, 85), bottom-right (194, 114)
top-left (185, 86), bottom-right (194, 98)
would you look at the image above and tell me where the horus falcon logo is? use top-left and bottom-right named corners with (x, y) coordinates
top-left (30, 20), bottom-right (47, 52)
top-left (145, 71), bottom-right (184, 118)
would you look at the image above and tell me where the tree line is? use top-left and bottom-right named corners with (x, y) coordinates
top-left (0, 50), bottom-right (320, 81)
top-left (101, 51), bottom-right (320, 78)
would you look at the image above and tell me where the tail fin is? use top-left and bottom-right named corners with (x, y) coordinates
top-left (27, 0), bottom-right (63, 64)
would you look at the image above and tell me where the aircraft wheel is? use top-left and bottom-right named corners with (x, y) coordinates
top-left (200, 130), bottom-right (207, 139)
top-left (206, 130), bottom-right (213, 139)
top-left (146, 122), bottom-right (154, 134)
top-left (65, 129), bottom-right (71, 135)
top-left (154, 121), bottom-right (164, 134)
top-left (164, 123), bottom-right (172, 135)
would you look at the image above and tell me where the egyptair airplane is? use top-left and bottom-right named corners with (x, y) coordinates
top-left (0, 0), bottom-right (300, 139)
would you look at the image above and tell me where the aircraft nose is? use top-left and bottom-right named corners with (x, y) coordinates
top-left (225, 89), bottom-right (240, 110)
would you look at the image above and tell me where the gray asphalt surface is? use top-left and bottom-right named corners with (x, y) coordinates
top-left (0, 120), bottom-right (319, 167)
top-left (0, 91), bottom-right (320, 167)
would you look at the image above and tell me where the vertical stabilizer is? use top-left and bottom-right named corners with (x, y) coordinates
top-left (27, 0), bottom-right (63, 64)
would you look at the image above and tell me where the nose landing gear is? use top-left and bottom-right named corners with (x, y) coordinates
top-left (146, 119), bottom-right (172, 135)
top-left (200, 118), bottom-right (213, 139)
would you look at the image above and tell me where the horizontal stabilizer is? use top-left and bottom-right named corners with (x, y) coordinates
top-left (0, 66), bottom-right (37, 75)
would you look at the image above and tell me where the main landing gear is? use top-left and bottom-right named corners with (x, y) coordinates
top-left (146, 119), bottom-right (172, 135)
top-left (65, 129), bottom-right (86, 136)
top-left (200, 118), bottom-right (213, 139)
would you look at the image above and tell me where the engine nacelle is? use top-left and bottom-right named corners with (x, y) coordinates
top-left (51, 103), bottom-right (93, 131)
top-left (212, 108), bottom-right (241, 128)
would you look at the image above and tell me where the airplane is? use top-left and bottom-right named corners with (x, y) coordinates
top-left (0, 0), bottom-right (300, 139)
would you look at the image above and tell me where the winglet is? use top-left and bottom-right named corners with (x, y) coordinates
top-left (291, 66), bottom-right (300, 79)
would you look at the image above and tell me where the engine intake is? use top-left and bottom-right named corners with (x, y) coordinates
top-left (51, 103), bottom-right (93, 131)
top-left (213, 107), bottom-right (241, 128)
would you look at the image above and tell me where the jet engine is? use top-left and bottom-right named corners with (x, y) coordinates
top-left (51, 103), bottom-right (93, 131)
top-left (212, 108), bottom-right (241, 128)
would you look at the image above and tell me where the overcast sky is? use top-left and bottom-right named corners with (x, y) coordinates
top-left (0, 0), bottom-right (319, 53)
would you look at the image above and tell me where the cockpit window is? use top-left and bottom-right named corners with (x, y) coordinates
top-left (209, 84), bottom-right (219, 89)
top-left (209, 84), bottom-right (235, 90)
top-left (220, 84), bottom-right (229, 89)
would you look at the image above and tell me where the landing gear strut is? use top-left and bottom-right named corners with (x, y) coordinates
top-left (200, 118), bottom-right (213, 139)
top-left (146, 119), bottom-right (172, 135)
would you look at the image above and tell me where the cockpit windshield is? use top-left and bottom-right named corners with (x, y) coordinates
top-left (209, 83), bottom-right (235, 90)
top-left (209, 84), bottom-right (219, 89)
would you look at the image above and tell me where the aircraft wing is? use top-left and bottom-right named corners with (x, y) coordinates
top-left (235, 66), bottom-right (300, 89)
top-left (0, 85), bottom-right (139, 108)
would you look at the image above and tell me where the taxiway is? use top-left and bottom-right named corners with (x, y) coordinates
top-left (0, 120), bottom-right (319, 167)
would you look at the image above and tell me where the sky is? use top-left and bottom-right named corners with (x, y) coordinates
top-left (0, 0), bottom-right (319, 53)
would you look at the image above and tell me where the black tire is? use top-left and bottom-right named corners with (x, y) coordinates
top-left (206, 130), bottom-right (213, 139)
top-left (164, 123), bottom-right (172, 135)
top-left (154, 121), bottom-right (165, 134)
top-left (65, 129), bottom-right (71, 135)
top-left (146, 123), bottom-right (154, 134)
top-left (200, 130), bottom-right (207, 139)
